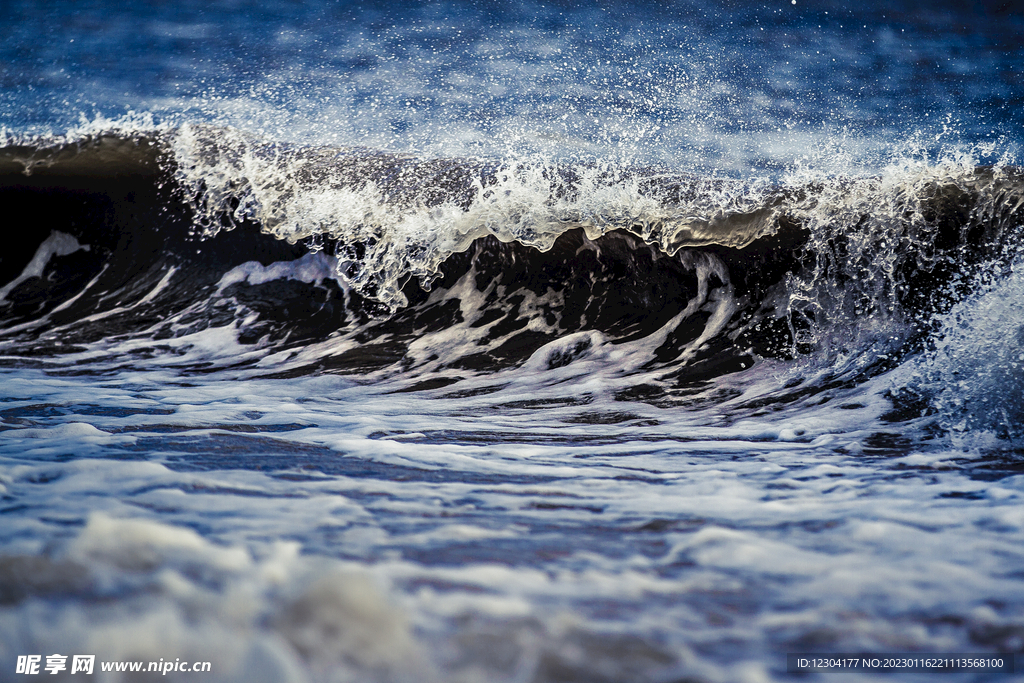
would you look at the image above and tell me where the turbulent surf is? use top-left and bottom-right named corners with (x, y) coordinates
top-left (1, 1), bottom-right (1023, 681)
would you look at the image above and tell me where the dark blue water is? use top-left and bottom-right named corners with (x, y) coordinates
top-left (4, 0), bottom-right (1021, 170)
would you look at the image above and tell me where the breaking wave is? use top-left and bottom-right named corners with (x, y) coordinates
top-left (1, 124), bottom-right (1022, 438)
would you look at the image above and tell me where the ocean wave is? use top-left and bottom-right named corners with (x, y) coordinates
top-left (1, 126), bottom-right (1022, 393)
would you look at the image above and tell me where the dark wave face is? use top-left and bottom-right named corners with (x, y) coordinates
top-left (2, 3), bottom-right (1024, 682)
top-left (2, 131), bottom-right (1021, 389)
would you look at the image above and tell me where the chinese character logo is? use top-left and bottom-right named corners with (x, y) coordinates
top-left (16, 654), bottom-right (96, 675)
top-left (15, 656), bottom-right (41, 675)
top-left (71, 655), bottom-right (95, 675)
top-left (45, 655), bottom-right (68, 675)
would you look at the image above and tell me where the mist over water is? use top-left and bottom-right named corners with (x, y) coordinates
top-left (1, 1), bottom-right (1024, 682)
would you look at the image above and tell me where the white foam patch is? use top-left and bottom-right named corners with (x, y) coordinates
top-left (136, 265), bottom-right (179, 305)
top-left (71, 513), bottom-right (251, 572)
top-left (0, 515), bottom-right (424, 683)
top-left (910, 258), bottom-right (1024, 437)
top-left (216, 252), bottom-right (346, 292)
top-left (0, 231), bottom-right (89, 303)
top-left (0, 423), bottom-right (137, 458)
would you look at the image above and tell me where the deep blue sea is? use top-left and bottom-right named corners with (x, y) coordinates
top-left (1, 1), bottom-right (1024, 681)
